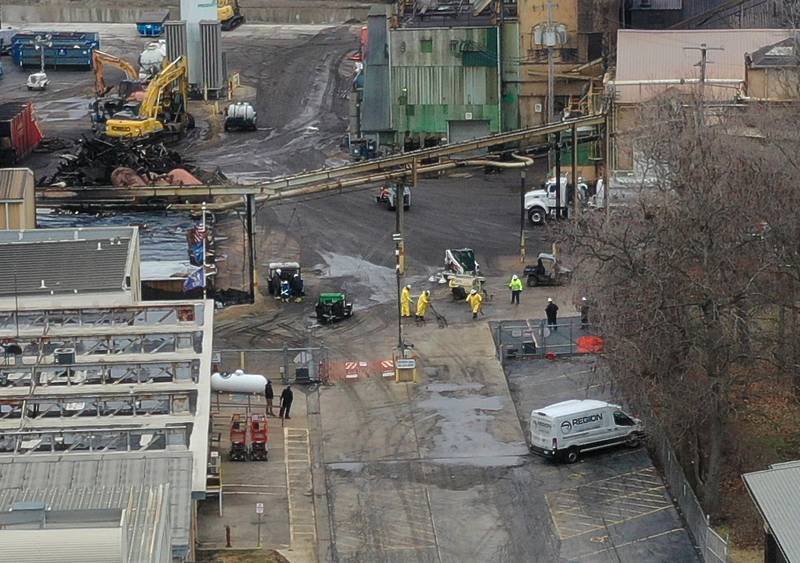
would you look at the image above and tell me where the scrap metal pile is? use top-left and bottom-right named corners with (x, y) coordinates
top-left (38, 135), bottom-right (225, 187)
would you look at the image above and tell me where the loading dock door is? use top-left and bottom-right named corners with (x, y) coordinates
top-left (447, 119), bottom-right (490, 144)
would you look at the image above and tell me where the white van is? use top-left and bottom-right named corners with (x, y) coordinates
top-left (529, 399), bottom-right (643, 463)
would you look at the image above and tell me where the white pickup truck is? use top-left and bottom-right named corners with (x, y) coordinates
top-left (524, 176), bottom-right (589, 225)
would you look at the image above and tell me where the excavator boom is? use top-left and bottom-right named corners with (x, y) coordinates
top-left (92, 50), bottom-right (139, 97)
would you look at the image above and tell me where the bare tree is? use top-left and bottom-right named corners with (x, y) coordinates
top-left (562, 95), bottom-right (793, 517)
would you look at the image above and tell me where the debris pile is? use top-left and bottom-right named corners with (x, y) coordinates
top-left (38, 135), bottom-right (226, 187)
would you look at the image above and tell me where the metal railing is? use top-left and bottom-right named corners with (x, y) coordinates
top-left (0, 303), bottom-right (204, 334)
top-left (0, 359), bottom-right (199, 387)
top-left (0, 425), bottom-right (190, 455)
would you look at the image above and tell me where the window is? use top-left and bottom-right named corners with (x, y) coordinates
top-left (420, 39), bottom-right (433, 53)
top-left (587, 32), bottom-right (603, 61)
top-left (613, 411), bottom-right (635, 426)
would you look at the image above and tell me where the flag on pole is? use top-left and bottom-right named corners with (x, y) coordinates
top-left (184, 267), bottom-right (205, 291)
top-left (189, 242), bottom-right (204, 266)
top-left (187, 225), bottom-right (208, 244)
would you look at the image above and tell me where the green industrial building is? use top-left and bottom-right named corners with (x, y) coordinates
top-left (360, 4), bottom-right (507, 151)
top-left (390, 26), bottom-right (501, 148)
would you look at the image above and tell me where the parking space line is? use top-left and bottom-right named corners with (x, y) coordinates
top-left (547, 468), bottom-right (674, 541)
top-left (577, 528), bottom-right (686, 559)
top-left (284, 427), bottom-right (317, 551)
top-left (559, 506), bottom-right (673, 540)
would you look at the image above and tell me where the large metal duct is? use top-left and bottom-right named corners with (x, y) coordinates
top-left (164, 20), bottom-right (187, 64)
top-left (199, 20), bottom-right (224, 96)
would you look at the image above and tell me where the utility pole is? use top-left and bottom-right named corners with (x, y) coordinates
top-left (534, 0), bottom-right (563, 174)
top-left (519, 169), bottom-right (526, 262)
top-left (683, 43), bottom-right (723, 123)
top-left (245, 194), bottom-right (256, 304)
top-left (554, 133), bottom-right (562, 218)
top-left (545, 0), bottom-right (557, 125)
top-left (395, 178), bottom-right (405, 274)
top-left (393, 230), bottom-right (404, 351)
top-left (394, 175), bottom-right (406, 351)
top-left (571, 124), bottom-right (579, 222)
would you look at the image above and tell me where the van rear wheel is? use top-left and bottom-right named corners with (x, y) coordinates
top-left (564, 447), bottom-right (579, 464)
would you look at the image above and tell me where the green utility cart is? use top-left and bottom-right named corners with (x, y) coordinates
top-left (315, 293), bottom-right (353, 324)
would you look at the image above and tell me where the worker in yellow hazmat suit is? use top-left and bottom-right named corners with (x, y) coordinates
top-left (416, 290), bottom-right (430, 321)
top-left (401, 285), bottom-right (412, 317)
top-left (466, 288), bottom-right (483, 319)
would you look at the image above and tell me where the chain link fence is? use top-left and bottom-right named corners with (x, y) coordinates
top-left (649, 421), bottom-right (729, 562)
top-left (213, 346), bottom-right (330, 385)
top-left (494, 316), bottom-right (599, 362)
top-left (494, 316), bottom-right (729, 562)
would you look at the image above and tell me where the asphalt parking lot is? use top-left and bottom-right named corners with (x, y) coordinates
top-left (504, 356), bottom-right (700, 562)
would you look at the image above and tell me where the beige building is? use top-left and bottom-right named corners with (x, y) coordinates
top-left (0, 168), bottom-right (36, 230)
top-left (745, 38), bottom-right (800, 102)
top-left (609, 29), bottom-right (791, 170)
top-left (516, 0), bottom-right (616, 127)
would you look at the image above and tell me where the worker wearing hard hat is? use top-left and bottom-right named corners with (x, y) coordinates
top-left (416, 290), bottom-right (431, 321)
top-left (580, 296), bottom-right (589, 329)
top-left (401, 285), bottom-right (412, 317)
top-left (545, 297), bottom-right (559, 331)
top-left (508, 274), bottom-right (523, 305)
top-left (466, 288), bottom-right (483, 319)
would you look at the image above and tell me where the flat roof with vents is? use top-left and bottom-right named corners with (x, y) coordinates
top-left (0, 227), bottom-right (138, 299)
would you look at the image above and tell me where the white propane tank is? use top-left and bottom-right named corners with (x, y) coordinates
top-left (139, 40), bottom-right (167, 79)
top-left (227, 102), bottom-right (256, 122)
top-left (211, 369), bottom-right (267, 394)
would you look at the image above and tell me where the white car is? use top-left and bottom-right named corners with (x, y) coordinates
top-left (26, 72), bottom-right (49, 91)
top-left (529, 399), bottom-right (643, 463)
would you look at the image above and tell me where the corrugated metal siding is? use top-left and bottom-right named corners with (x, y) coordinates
top-left (464, 67), bottom-right (488, 104)
top-left (362, 8), bottom-right (392, 132)
top-left (0, 452), bottom-right (192, 557)
top-left (390, 26), bottom-right (500, 136)
top-left (0, 168), bottom-right (33, 200)
top-left (0, 168), bottom-right (35, 230)
top-left (0, 528), bottom-right (124, 562)
top-left (743, 465), bottom-right (800, 563)
top-left (394, 66), bottom-right (494, 105)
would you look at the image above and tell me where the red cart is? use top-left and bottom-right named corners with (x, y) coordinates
top-left (249, 413), bottom-right (269, 461)
top-left (229, 413), bottom-right (248, 461)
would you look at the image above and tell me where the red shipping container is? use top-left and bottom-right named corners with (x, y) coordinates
top-left (0, 102), bottom-right (43, 166)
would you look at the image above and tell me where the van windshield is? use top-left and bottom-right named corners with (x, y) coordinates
top-left (613, 411), bottom-right (635, 426)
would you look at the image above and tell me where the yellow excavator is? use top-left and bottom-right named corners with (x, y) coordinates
top-left (218, 0), bottom-right (245, 30)
top-left (105, 56), bottom-right (194, 139)
top-left (92, 50), bottom-right (140, 98)
top-left (91, 50), bottom-right (147, 129)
